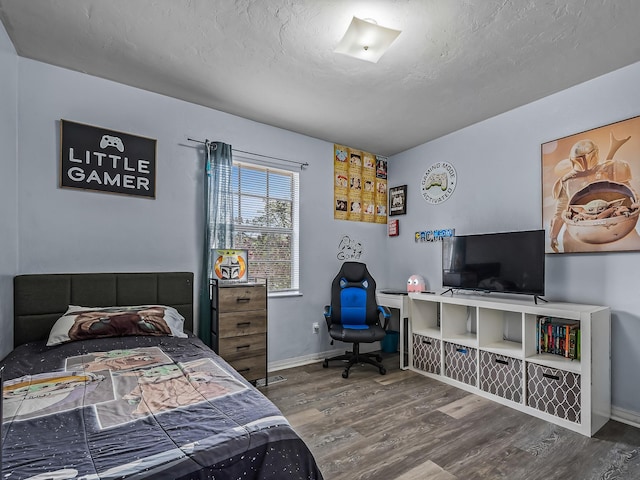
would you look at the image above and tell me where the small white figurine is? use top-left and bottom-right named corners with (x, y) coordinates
top-left (407, 274), bottom-right (426, 292)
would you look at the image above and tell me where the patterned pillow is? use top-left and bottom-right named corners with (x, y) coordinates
top-left (47, 305), bottom-right (188, 346)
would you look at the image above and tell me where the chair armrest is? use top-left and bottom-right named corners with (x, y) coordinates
top-left (378, 305), bottom-right (391, 330)
top-left (323, 305), bottom-right (332, 329)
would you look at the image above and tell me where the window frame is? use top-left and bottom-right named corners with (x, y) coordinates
top-left (231, 158), bottom-right (300, 295)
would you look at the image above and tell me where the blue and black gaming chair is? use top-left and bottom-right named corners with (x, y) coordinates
top-left (323, 262), bottom-right (390, 378)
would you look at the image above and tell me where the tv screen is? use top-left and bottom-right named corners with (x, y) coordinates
top-left (442, 229), bottom-right (545, 296)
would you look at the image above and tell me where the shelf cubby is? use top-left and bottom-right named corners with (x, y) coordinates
top-left (440, 303), bottom-right (477, 347)
top-left (409, 297), bottom-right (440, 338)
top-left (477, 308), bottom-right (523, 359)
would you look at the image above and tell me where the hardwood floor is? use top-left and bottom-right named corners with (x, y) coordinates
top-left (261, 352), bottom-right (640, 480)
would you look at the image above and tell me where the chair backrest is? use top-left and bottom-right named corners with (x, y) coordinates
top-left (330, 262), bottom-right (379, 328)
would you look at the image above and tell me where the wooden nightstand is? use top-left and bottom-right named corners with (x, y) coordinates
top-left (211, 280), bottom-right (267, 384)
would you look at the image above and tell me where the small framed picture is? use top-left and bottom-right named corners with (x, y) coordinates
top-left (388, 219), bottom-right (399, 237)
top-left (212, 249), bottom-right (248, 283)
top-left (389, 185), bottom-right (407, 216)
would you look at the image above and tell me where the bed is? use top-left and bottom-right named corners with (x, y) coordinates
top-left (1, 272), bottom-right (323, 480)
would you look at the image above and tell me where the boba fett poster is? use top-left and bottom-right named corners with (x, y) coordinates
top-left (542, 115), bottom-right (640, 253)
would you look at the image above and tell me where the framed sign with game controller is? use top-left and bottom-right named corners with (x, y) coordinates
top-left (420, 161), bottom-right (457, 205)
top-left (60, 119), bottom-right (157, 198)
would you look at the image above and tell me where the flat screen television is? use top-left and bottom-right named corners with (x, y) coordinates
top-left (442, 229), bottom-right (545, 297)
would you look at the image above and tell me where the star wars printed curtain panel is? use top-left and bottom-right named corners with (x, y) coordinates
top-left (334, 144), bottom-right (387, 223)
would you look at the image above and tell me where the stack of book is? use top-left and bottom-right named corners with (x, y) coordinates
top-left (536, 316), bottom-right (580, 360)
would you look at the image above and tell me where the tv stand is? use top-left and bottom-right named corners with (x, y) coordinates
top-left (442, 288), bottom-right (546, 304)
top-left (534, 295), bottom-right (548, 304)
top-left (408, 291), bottom-right (610, 437)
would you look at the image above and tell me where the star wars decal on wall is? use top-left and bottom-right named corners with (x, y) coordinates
top-left (542, 115), bottom-right (640, 253)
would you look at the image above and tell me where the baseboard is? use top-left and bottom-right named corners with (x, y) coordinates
top-left (611, 406), bottom-right (640, 429)
top-left (269, 347), bottom-right (357, 371)
top-left (268, 343), bottom-right (380, 372)
top-left (268, 349), bottom-right (336, 371)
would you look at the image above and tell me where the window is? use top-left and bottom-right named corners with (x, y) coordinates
top-left (231, 160), bottom-right (299, 293)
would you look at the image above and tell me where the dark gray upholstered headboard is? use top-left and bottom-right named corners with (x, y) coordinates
top-left (13, 272), bottom-right (194, 347)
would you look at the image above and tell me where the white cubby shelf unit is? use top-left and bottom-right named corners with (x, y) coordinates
top-left (408, 291), bottom-right (610, 437)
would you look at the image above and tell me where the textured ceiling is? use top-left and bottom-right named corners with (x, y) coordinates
top-left (2, 0), bottom-right (640, 156)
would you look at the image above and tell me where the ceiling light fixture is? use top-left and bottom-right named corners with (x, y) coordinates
top-left (334, 16), bottom-right (401, 63)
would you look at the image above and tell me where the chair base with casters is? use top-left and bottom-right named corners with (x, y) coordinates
top-left (323, 342), bottom-right (386, 378)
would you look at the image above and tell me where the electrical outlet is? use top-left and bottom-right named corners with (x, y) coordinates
top-left (312, 322), bottom-right (320, 334)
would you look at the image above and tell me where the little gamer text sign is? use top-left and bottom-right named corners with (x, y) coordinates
top-left (60, 120), bottom-right (157, 198)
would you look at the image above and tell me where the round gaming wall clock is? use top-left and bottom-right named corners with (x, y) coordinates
top-left (420, 161), bottom-right (457, 204)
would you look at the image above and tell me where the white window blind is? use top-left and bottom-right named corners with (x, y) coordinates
top-left (232, 160), bottom-right (300, 293)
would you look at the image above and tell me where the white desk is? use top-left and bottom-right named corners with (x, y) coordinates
top-left (376, 291), bottom-right (409, 370)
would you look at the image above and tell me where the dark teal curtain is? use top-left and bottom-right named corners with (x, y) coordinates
top-left (198, 141), bottom-right (234, 346)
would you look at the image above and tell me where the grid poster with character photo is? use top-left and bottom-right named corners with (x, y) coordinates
top-left (334, 144), bottom-right (387, 224)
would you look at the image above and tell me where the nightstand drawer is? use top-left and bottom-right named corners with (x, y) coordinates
top-left (219, 311), bottom-right (267, 338)
top-left (218, 285), bottom-right (267, 312)
top-left (227, 356), bottom-right (267, 383)
top-left (219, 333), bottom-right (267, 361)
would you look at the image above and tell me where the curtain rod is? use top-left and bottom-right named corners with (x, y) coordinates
top-left (187, 137), bottom-right (308, 169)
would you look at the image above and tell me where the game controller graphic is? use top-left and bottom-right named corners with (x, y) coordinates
top-left (424, 172), bottom-right (448, 191)
top-left (100, 135), bottom-right (125, 153)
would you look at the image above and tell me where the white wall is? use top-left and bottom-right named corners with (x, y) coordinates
top-left (0, 21), bottom-right (18, 360)
top-left (12, 58), bottom-right (388, 364)
top-left (388, 61), bottom-right (640, 417)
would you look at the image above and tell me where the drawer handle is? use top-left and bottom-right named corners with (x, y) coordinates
top-left (236, 344), bottom-right (251, 350)
top-left (236, 297), bottom-right (251, 302)
top-left (236, 322), bottom-right (251, 328)
top-left (422, 340), bottom-right (432, 345)
top-left (495, 358), bottom-right (509, 365)
top-left (237, 368), bottom-right (251, 373)
top-left (542, 372), bottom-right (560, 381)
top-left (456, 348), bottom-right (467, 354)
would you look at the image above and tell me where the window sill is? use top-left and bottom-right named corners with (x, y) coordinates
top-left (268, 291), bottom-right (303, 298)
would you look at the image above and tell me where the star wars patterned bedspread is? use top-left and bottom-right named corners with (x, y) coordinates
top-left (1, 335), bottom-right (323, 480)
